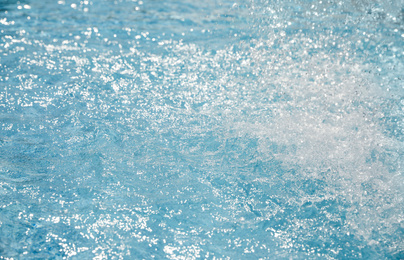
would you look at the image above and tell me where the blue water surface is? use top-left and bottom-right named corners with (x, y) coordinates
top-left (1, 0), bottom-right (403, 259)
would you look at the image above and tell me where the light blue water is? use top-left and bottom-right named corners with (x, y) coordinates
top-left (0, 0), bottom-right (403, 259)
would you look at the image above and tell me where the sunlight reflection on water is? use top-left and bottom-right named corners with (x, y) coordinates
top-left (0, 0), bottom-right (403, 259)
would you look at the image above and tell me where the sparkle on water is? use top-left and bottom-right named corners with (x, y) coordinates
top-left (0, 0), bottom-right (403, 259)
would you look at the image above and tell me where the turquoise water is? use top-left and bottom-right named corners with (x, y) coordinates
top-left (1, 0), bottom-right (403, 259)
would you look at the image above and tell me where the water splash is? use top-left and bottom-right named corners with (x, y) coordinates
top-left (0, 0), bottom-right (403, 259)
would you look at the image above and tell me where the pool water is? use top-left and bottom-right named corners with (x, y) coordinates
top-left (1, 0), bottom-right (403, 259)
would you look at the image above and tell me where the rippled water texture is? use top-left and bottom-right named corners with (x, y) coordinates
top-left (1, 0), bottom-right (403, 259)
